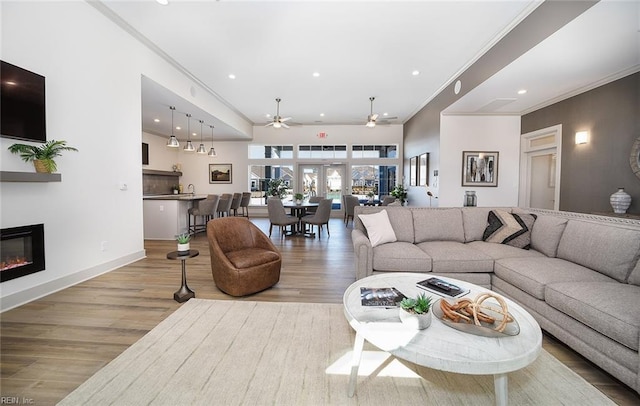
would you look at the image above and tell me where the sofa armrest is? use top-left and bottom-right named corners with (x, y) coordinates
top-left (352, 228), bottom-right (373, 280)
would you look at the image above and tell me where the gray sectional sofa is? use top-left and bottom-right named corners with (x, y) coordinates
top-left (352, 205), bottom-right (640, 394)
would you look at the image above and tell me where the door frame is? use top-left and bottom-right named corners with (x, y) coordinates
top-left (519, 124), bottom-right (562, 210)
top-left (297, 163), bottom-right (347, 207)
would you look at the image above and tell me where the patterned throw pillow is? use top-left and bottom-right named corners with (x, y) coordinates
top-left (482, 209), bottom-right (537, 249)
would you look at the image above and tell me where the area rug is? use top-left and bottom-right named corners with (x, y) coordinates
top-left (59, 299), bottom-right (614, 405)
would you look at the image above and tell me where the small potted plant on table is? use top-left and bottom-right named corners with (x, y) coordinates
top-left (399, 293), bottom-right (433, 329)
top-left (176, 232), bottom-right (191, 254)
top-left (294, 193), bottom-right (304, 204)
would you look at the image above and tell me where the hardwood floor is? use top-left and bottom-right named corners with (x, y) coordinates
top-left (1, 217), bottom-right (639, 405)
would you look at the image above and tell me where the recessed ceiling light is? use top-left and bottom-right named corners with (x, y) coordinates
top-left (192, 132), bottom-right (197, 136)
top-left (412, 70), bottom-right (420, 76)
top-left (156, 0), bottom-right (169, 5)
top-left (383, 112), bottom-right (388, 117)
top-left (320, 113), bottom-right (325, 117)
top-left (176, 126), bottom-right (181, 130)
top-left (228, 74), bottom-right (236, 79)
top-left (518, 89), bottom-right (527, 95)
top-left (266, 114), bottom-right (271, 118)
top-left (313, 72), bottom-right (320, 77)
top-left (154, 118), bottom-right (160, 123)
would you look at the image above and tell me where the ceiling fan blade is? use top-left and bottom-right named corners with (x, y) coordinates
top-left (265, 122), bottom-right (274, 127)
top-left (281, 123), bottom-right (290, 129)
top-left (371, 114), bottom-right (379, 120)
top-left (280, 117), bottom-right (292, 122)
top-left (381, 116), bottom-right (398, 120)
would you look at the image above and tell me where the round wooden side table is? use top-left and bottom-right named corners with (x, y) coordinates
top-left (166, 249), bottom-right (199, 303)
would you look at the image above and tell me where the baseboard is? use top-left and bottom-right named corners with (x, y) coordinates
top-left (0, 250), bottom-right (146, 312)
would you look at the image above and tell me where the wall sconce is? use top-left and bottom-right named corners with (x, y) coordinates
top-left (575, 131), bottom-right (589, 145)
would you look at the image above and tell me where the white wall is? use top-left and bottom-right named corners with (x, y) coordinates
top-left (0, 2), bottom-right (250, 310)
top-left (439, 115), bottom-right (521, 207)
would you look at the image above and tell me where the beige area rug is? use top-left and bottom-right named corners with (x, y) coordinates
top-left (59, 299), bottom-right (614, 405)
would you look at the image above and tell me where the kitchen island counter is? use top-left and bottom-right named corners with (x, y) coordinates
top-left (143, 195), bottom-right (207, 239)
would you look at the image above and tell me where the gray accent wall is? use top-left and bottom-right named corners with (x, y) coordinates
top-left (521, 72), bottom-right (640, 215)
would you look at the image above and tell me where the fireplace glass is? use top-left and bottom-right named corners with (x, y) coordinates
top-left (1, 224), bottom-right (45, 282)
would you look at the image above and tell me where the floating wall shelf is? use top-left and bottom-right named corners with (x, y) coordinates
top-left (142, 169), bottom-right (183, 177)
top-left (1, 171), bottom-right (62, 182)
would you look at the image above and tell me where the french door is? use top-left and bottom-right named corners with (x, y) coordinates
top-left (298, 164), bottom-right (346, 208)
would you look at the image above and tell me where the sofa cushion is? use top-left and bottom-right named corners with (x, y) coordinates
top-left (358, 209), bottom-right (397, 247)
top-left (226, 248), bottom-right (281, 269)
top-left (529, 214), bottom-right (567, 258)
top-left (467, 241), bottom-right (545, 261)
top-left (494, 257), bottom-right (616, 300)
top-left (482, 210), bottom-right (537, 249)
top-left (413, 208), bottom-right (465, 243)
top-left (557, 220), bottom-right (640, 282)
top-left (416, 241), bottom-right (493, 273)
top-left (462, 207), bottom-right (510, 242)
top-left (545, 282), bottom-right (640, 351)
top-left (628, 260), bottom-right (640, 286)
top-left (372, 241), bottom-right (432, 272)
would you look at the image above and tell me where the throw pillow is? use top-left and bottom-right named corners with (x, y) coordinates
top-left (482, 209), bottom-right (537, 249)
top-left (358, 209), bottom-right (397, 247)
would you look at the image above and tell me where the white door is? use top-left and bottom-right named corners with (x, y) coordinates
top-left (298, 164), bottom-right (346, 209)
top-left (519, 125), bottom-right (562, 210)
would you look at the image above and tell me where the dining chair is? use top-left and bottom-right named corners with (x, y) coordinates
top-left (306, 195), bottom-right (323, 214)
top-left (343, 195), bottom-right (360, 226)
top-left (239, 192), bottom-right (252, 217)
top-left (267, 197), bottom-right (299, 237)
top-left (380, 195), bottom-right (397, 206)
top-left (301, 198), bottom-right (332, 238)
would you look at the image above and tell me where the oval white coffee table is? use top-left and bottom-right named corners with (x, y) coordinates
top-left (343, 273), bottom-right (542, 406)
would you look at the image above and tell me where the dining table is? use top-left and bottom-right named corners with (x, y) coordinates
top-left (282, 201), bottom-right (319, 237)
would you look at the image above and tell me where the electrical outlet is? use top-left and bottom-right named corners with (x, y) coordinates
top-left (101, 241), bottom-right (108, 251)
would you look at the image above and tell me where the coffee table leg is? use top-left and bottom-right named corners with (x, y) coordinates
top-left (494, 373), bottom-right (508, 406)
top-left (348, 332), bottom-right (365, 397)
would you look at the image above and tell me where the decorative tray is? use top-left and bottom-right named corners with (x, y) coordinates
top-left (432, 299), bottom-right (520, 337)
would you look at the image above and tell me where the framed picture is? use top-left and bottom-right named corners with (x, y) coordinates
top-left (409, 156), bottom-right (417, 186)
top-left (462, 151), bottom-right (498, 187)
top-left (209, 163), bottom-right (232, 184)
top-left (418, 153), bottom-right (429, 186)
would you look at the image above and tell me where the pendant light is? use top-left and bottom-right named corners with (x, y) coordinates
top-left (196, 120), bottom-right (207, 154)
top-left (166, 106), bottom-right (180, 147)
top-left (183, 113), bottom-right (195, 152)
top-left (208, 125), bottom-right (217, 157)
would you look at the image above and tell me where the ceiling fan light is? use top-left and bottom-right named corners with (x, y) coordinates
top-left (208, 147), bottom-right (217, 157)
top-left (366, 121), bottom-right (376, 128)
top-left (184, 140), bottom-right (195, 152)
top-left (197, 144), bottom-right (207, 154)
top-left (273, 122), bottom-right (282, 129)
top-left (167, 135), bottom-right (180, 147)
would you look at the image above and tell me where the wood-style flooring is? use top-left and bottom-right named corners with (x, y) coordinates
top-left (1, 217), bottom-right (639, 405)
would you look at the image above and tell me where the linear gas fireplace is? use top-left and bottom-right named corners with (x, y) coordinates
top-left (1, 224), bottom-right (45, 282)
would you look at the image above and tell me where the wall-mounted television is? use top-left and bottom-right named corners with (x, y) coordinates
top-left (1, 60), bottom-right (47, 142)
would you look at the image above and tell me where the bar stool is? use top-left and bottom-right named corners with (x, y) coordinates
top-left (188, 195), bottom-right (219, 235)
top-left (217, 193), bottom-right (233, 217)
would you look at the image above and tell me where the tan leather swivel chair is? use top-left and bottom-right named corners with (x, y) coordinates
top-left (207, 217), bottom-right (281, 297)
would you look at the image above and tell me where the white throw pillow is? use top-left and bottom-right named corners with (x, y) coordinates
top-left (358, 209), bottom-right (397, 247)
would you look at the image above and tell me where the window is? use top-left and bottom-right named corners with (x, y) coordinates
top-left (249, 165), bottom-right (294, 204)
top-left (248, 145), bottom-right (293, 159)
top-left (298, 145), bottom-right (347, 159)
top-left (351, 165), bottom-right (397, 200)
top-left (352, 145), bottom-right (397, 159)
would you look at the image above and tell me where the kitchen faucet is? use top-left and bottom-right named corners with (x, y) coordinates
top-left (187, 184), bottom-right (195, 195)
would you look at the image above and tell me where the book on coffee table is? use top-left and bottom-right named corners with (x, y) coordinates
top-left (416, 277), bottom-right (469, 298)
top-left (360, 287), bottom-right (407, 308)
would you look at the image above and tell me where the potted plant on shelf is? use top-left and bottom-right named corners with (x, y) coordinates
top-left (8, 140), bottom-right (78, 173)
top-left (390, 184), bottom-right (408, 205)
top-left (176, 232), bottom-right (191, 254)
top-left (294, 193), bottom-right (304, 204)
top-left (171, 185), bottom-right (180, 194)
top-left (399, 293), bottom-right (433, 329)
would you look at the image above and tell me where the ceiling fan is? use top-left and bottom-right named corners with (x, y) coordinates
top-left (265, 98), bottom-right (292, 129)
top-left (365, 97), bottom-right (397, 127)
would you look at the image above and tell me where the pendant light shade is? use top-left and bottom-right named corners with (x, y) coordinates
top-left (166, 106), bottom-right (180, 147)
top-left (208, 125), bottom-right (217, 157)
top-left (196, 120), bottom-right (207, 154)
top-left (183, 113), bottom-right (195, 152)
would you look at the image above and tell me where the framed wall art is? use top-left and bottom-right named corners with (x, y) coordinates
top-left (209, 163), bottom-right (232, 184)
top-left (462, 151), bottom-right (498, 187)
top-left (418, 153), bottom-right (429, 186)
top-left (409, 156), bottom-right (417, 186)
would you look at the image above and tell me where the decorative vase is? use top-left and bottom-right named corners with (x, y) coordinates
top-left (177, 243), bottom-right (190, 254)
top-left (399, 308), bottom-right (432, 330)
top-left (610, 188), bottom-right (632, 214)
top-left (464, 191), bottom-right (477, 207)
